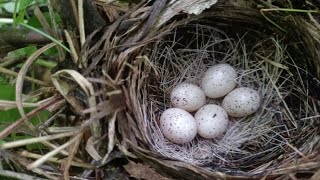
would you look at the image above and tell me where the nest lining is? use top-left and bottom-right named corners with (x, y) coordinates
top-left (141, 24), bottom-right (317, 174)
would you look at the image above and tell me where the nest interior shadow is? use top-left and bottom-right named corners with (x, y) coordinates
top-left (83, 1), bottom-right (320, 179)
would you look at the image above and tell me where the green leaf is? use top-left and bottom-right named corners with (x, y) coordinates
top-left (15, 7), bottom-right (26, 24)
top-left (12, 0), bottom-right (41, 25)
top-left (7, 46), bottom-right (38, 58)
top-left (0, 85), bottom-right (21, 126)
top-left (18, 0), bottom-right (36, 11)
top-left (0, 139), bottom-right (6, 146)
top-left (35, 59), bottom-right (57, 68)
top-left (0, 76), bottom-right (9, 86)
top-left (20, 23), bottom-right (71, 53)
top-left (43, 46), bottom-right (59, 56)
top-left (0, 85), bottom-right (15, 100)
top-left (27, 12), bottom-right (61, 29)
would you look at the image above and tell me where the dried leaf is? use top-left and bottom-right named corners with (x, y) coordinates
top-left (85, 136), bottom-right (102, 161)
top-left (182, 0), bottom-right (218, 15)
top-left (157, 0), bottom-right (218, 27)
top-left (123, 161), bottom-right (170, 180)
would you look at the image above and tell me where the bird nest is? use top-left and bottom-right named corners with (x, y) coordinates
top-left (83, 0), bottom-right (320, 179)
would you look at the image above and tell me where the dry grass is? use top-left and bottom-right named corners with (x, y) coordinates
top-left (1, 0), bottom-right (319, 179)
top-left (141, 24), bottom-right (319, 175)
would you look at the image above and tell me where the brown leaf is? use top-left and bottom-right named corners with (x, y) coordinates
top-left (123, 161), bottom-right (171, 180)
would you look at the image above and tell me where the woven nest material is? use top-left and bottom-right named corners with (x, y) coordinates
top-left (83, 0), bottom-right (320, 179)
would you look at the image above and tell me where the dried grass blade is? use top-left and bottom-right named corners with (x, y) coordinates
top-left (311, 169), bottom-right (320, 180)
top-left (62, 132), bottom-right (84, 180)
top-left (0, 100), bottom-right (39, 110)
top-left (31, 168), bottom-right (57, 179)
top-left (101, 111), bottom-right (118, 164)
top-left (16, 42), bottom-right (56, 117)
top-left (27, 132), bottom-right (84, 170)
top-left (48, 0), bottom-right (66, 61)
top-left (20, 150), bottom-right (94, 169)
top-left (272, 162), bottom-right (320, 174)
top-left (78, 0), bottom-right (85, 46)
top-left (34, 6), bottom-right (54, 35)
top-left (51, 70), bottom-right (100, 137)
top-left (69, 0), bottom-right (79, 27)
top-left (0, 131), bottom-right (78, 149)
top-left (0, 66), bottom-right (51, 86)
top-left (85, 136), bottom-right (102, 161)
top-left (40, 140), bottom-right (84, 163)
top-left (64, 30), bottom-right (79, 64)
top-left (0, 96), bottom-right (60, 139)
top-left (0, 169), bottom-right (47, 180)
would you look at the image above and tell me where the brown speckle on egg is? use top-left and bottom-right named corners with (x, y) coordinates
top-left (160, 108), bottom-right (197, 144)
top-left (194, 104), bottom-right (229, 139)
top-left (222, 87), bottom-right (261, 117)
top-left (170, 83), bottom-right (206, 112)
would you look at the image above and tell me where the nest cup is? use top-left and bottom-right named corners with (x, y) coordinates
top-left (143, 23), bottom-right (320, 177)
top-left (86, 1), bottom-right (320, 179)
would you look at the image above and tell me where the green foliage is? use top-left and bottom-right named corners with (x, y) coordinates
top-left (7, 46), bottom-right (58, 68)
top-left (0, 76), bottom-right (9, 85)
top-left (28, 11), bottom-right (61, 29)
top-left (0, 176), bottom-right (18, 180)
top-left (0, 0), bottom-right (53, 151)
top-left (20, 23), bottom-right (71, 53)
top-left (0, 85), bottom-right (50, 146)
top-left (13, 1), bottom-right (45, 22)
top-left (13, 0), bottom-right (29, 25)
top-left (8, 45), bottom-right (38, 57)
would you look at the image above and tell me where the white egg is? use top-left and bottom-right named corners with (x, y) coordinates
top-left (222, 87), bottom-right (261, 117)
top-left (160, 108), bottom-right (197, 144)
top-left (201, 64), bottom-right (237, 98)
top-left (194, 104), bottom-right (229, 139)
top-left (170, 83), bottom-right (206, 112)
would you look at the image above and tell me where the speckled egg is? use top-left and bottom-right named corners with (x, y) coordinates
top-left (160, 108), bottom-right (197, 144)
top-left (170, 83), bottom-right (206, 112)
top-left (194, 104), bottom-right (229, 139)
top-left (201, 64), bottom-right (237, 98)
top-left (222, 87), bottom-right (261, 117)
